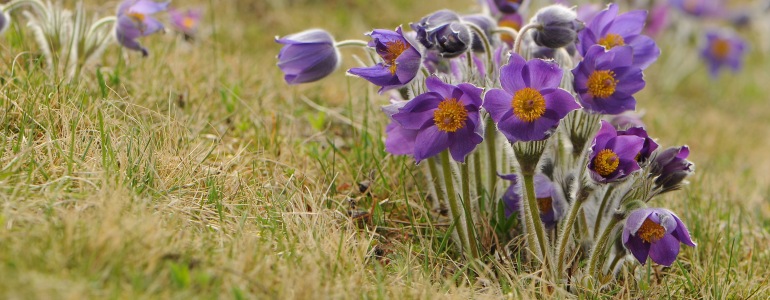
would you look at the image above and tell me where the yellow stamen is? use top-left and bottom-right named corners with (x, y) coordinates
top-left (593, 149), bottom-right (620, 176)
top-left (598, 33), bottom-right (626, 50)
top-left (383, 40), bottom-right (408, 75)
top-left (637, 218), bottom-right (666, 243)
top-left (537, 197), bottom-right (553, 214)
top-left (511, 87), bottom-right (547, 122)
top-left (128, 12), bottom-right (146, 22)
top-left (498, 19), bottom-right (521, 44)
top-left (586, 70), bottom-right (618, 99)
top-left (182, 17), bottom-right (196, 29)
top-left (710, 38), bottom-right (731, 60)
top-left (433, 98), bottom-right (468, 133)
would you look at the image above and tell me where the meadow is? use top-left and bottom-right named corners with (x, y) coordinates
top-left (1, 0), bottom-right (769, 298)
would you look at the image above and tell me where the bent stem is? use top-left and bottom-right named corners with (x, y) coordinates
top-left (464, 22), bottom-right (493, 78)
top-left (87, 16), bottom-right (117, 39)
top-left (587, 217), bottom-right (621, 278)
top-left (513, 23), bottom-right (543, 55)
top-left (334, 39), bottom-right (369, 48)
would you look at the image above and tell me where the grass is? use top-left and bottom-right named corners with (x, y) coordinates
top-left (1, 0), bottom-right (769, 298)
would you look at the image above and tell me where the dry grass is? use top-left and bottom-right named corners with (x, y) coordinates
top-left (0, 0), bottom-right (769, 298)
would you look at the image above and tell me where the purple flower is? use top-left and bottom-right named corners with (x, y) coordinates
top-left (348, 27), bottom-right (422, 93)
top-left (383, 100), bottom-right (418, 156)
top-left (169, 8), bottom-right (202, 38)
top-left (577, 4), bottom-right (602, 24)
top-left (578, 3), bottom-right (660, 69)
top-left (483, 53), bottom-right (580, 142)
top-left (530, 4), bottom-right (583, 49)
top-left (588, 121), bottom-right (645, 183)
top-left (572, 45), bottom-right (645, 115)
top-left (462, 14), bottom-right (497, 52)
top-left (701, 30), bottom-right (747, 78)
top-left (115, 0), bottom-right (170, 56)
top-left (276, 29), bottom-right (341, 85)
top-left (617, 127), bottom-right (658, 163)
top-left (669, 0), bottom-right (723, 18)
top-left (651, 146), bottom-right (694, 191)
top-left (391, 77), bottom-right (483, 163)
top-left (644, 4), bottom-right (669, 37)
top-left (622, 208), bottom-right (696, 266)
top-left (608, 111), bottom-right (645, 129)
top-left (494, 0), bottom-right (524, 14)
top-left (499, 173), bottom-right (566, 227)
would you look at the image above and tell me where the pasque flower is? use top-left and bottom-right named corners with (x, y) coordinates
top-left (572, 45), bottom-right (645, 115)
top-left (115, 0), bottom-right (170, 56)
top-left (276, 29), bottom-right (341, 85)
top-left (578, 3), bottom-right (660, 69)
top-left (499, 173), bottom-right (566, 227)
top-left (483, 53), bottom-right (580, 142)
top-left (348, 26), bottom-right (421, 93)
top-left (701, 30), bottom-right (747, 78)
top-left (623, 208), bottom-right (696, 266)
top-left (382, 100), bottom-right (418, 156)
top-left (169, 8), bottom-right (202, 38)
top-left (617, 126), bottom-right (658, 163)
top-left (588, 121), bottom-right (645, 183)
top-left (530, 4), bottom-right (583, 49)
top-left (391, 76), bottom-right (483, 163)
top-left (651, 145), bottom-right (694, 191)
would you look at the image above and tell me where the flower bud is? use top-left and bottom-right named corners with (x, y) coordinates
top-left (411, 9), bottom-right (461, 49)
top-left (434, 21), bottom-right (473, 58)
top-left (530, 5), bottom-right (583, 49)
top-left (276, 29), bottom-right (341, 84)
top-left (651, 146), bottom-right (694, 193)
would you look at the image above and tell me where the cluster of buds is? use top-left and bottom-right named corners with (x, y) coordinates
top-left (276, 1), bottom-right (698, 289)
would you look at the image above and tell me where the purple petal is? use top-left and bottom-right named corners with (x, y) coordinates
top-left (625, 235), bottom-right (651, 265)
top-left (607, 10), bottom-right (647, 37)
top-left (414, 126), bottom-right (449, 163)
top-left (526, 59), bottom-right (564, 90)
top-left (649, 234), bottom-right (680, 266)
top-left (482, 89), bottom-right (513, 123)
top-left (500, 54), bottom-right (527, 93)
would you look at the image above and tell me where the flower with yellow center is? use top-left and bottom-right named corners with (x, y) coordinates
top-left (637, 218), bottom-right (666, 243)
top-left (593, 149), bottom-right (620, 176)
top-left (433, 98), bottom-right (468, 133)
top-left (511, 87), bottom-right (546, 122)
top-left (586, 70), bottom-right (618, 99)
top-left (382, 40), bottom-right (408, 75)
top-left (710, 38), bottom-right (731, 61)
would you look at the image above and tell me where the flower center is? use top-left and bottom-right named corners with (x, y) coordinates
top-left (637, 218), bottom-right (666, 243)
top-left (182, 17), bottom-right (196, 29)
top-left (511, 87), bottom-right (547, 122)
top-left (593, 149), bottom-right (620, 176)
top-left (383, 40), bottom-right (408, 75)
top-left (710, 38), bottom-right (731, 60)
top-left (127, 12), bottom-right (147, 33)
top-left (586, 70), bottom-right (618, 99)
top-left (433, 98), bottom-right (468, 133)
top-left (537, 197), bottom-right (553, 214)
top-left (598, 33), bottom-right (626, 50)
top-left (498, 20), bottom-right (522, 44)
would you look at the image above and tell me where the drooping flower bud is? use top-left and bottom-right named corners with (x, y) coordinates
top-left (530, 5), bottom-right (583, 49)
top-left (411, 9), bottom-right (461, 49)
top-left (411, 10), bottom-right (473, 58)
top-left (276, 29), bottom-right (341, 85)
top-left (651, 146), bottom-right (694, 193)
top-left (461, 14), bottom-right (496, 52)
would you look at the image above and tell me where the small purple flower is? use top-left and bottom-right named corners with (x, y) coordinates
top-left (651, 146), bottom-right (694, 191)
top-left (276, 29), bottom-right (341, 85)
top-left (588, 121), bottom-right (645, 183)
top-left (499, 173), bottom-right (566, 227)
top-left (578, 3), bottom-right (660, 69)
top-left (669, 0), bottom-right (723, 18)
top-left (701, 30), bottom-right (747, 78)
top-left (617, 127), bottom-right (658, 163)
top-left (644, 4), bottom-right (669, 37)
top-left (115, 0), bottom-right (170, 56)
top-left (572, 45), bottom-right (645, 115)
top-left (483, 53), bottom-right (580, 142)
top-left (622, 208), bottom-right (696, 266)
top-left (391, 77), bottom-right (483, 163)
top-left (348, 27), bottom-right (422, 93)
top-left (169, 8), bottom-right (202, 38)
top-left (494, 0), bottom-right (524, 14)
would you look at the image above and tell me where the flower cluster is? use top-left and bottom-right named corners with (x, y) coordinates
top-left (277, 1), bottom-right (697, 289)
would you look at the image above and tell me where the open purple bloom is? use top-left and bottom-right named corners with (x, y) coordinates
top-left (623, 208), bottom-right (696, 266)
top-left (618, 127), bottom-right (658, 163)
top-left (115, 0), bottom-right (170, 56)
top-left (169, 8), bottom-right (202, 38)
top-left (276, 29), bottom-right (340, 85)
top-left (391, 77), bottom-right (483, 163)
top-left (494, 0), bottom-right (524, 14)
top-left (483, 53), bottom-right (580, 142)
top-left (572, 45), bottom-right (645, 115)
top-left (499, 173), bottom-right (566, 227)
top-left (701, 30), bottom-right (747, 78)
top-left (588, 121), bottom-right (645, 183)
top-left (651, 146), bottom-right (694, 191)
top-left (578, 3), bottom-right (660, 69)
top-left (348, 27), bottom-right (421, 93)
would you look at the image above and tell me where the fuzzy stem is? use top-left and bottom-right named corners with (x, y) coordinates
top-left (492, 27), bottom-right (518, 40)
top-left (485, 117), bottom-right (498, 202)
top-left (513, 23), bottom-right (542, 55)
top-left (522, 173), bottom-right (549, 266)
top-left (554, 185), bottom-right (592, 274)
top-left (473, 151), bottom-right (485, 215)
top-left (86, 16), bottom-right (117, 39)
top-left (587, 217), bottom-right (621, 278)
top-left (464, 22), bottom-right (493, 77)
top-left (440, 151), bottom-right (470, 257)
top-left (461, 162), bottom-right (480, 259)
top-left (334, 39), bottom-right (369, 48)
top-left (4, 0), bottom-right (46, 14)
top-left (593, 185), bottom-right (616, 239)
top-left (607, 252), bottom-right (625, 275)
